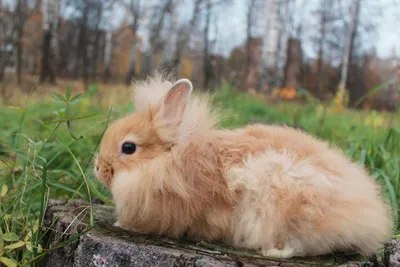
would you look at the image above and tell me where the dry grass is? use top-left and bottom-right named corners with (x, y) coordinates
top-left (1, 74), bottom-right (131, 107)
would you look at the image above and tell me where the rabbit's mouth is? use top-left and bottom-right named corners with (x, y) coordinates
top-left (94, 158), bottom-right (114, 188)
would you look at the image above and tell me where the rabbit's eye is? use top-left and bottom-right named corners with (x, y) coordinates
top-left (122, 142), bottom-right (136, 154)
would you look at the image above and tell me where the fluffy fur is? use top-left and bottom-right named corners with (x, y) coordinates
top-left (94, 74), bottom-right (393, 259)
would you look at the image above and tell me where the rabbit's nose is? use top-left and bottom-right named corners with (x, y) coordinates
top-left (96, 165), bottom-right (99, 171)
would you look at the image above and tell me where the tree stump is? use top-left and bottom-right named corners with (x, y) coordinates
top-left (41, 199), bottom-right (391, 266)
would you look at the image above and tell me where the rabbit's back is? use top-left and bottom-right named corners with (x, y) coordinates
top-left (211, 124), bottom-right (392, 257)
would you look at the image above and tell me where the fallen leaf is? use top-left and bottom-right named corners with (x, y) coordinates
top-left (5, 241), bottom-right (25, 250)
top-left (0, 257), bottom-right (17, 267)
top-left (26, 243), bottom-right (32, 253)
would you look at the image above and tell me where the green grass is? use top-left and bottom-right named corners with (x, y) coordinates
top-left (0, 83), bottom-right (399, 266)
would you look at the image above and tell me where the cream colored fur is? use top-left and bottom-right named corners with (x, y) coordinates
top-left (94, 74), bottom-right (393, 259)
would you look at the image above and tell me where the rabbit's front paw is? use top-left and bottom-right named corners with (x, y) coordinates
top-left (113, 221), bottom-right (121, 227)
top-left (262, 247), bottom-right (295, 259)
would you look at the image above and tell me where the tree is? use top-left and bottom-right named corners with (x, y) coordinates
top-left (103, 30), bottom-right (112, 83)
top-left (40, 0), bottom-right (59, 84)
top-left (336, 0), bottom-right (361, 106)
top-left (66, 0), bottom-right (114, 90)
top-left (203, 0), bottom-right (211, 89)
top-left (282, 38), bottom-right (302, 93)
top-left (125, 0), bottom-right (141, 85)
top-left (310, 0), bottom-right (343, 99)
top-left (15, 0), bottom-right (30, 85)
top-left (245, 0), bottom-right (256, 90)
top-left (140, 0), bottom-right (174, 76)
top-left (244, 0), bottom-right (264, 92)
top-left (315, 0), bottom-right (328, 98)
top-left (165, 0), bottom-right (202, 73)
top-left (0, 4), bottom-right (16, 82)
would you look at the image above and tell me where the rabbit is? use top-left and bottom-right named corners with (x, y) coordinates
top-left (94, 73), bottom-right (393, 259)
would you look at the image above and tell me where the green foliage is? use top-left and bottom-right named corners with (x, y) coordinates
top-left (0, 86), bottom-right (114, 266)
top-left (0, 83), bottom-right (399, 265)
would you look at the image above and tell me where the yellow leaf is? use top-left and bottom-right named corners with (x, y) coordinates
top-left (1, 184), bottom-right (8, 197)
top-left (26, 243), bottom-right (32, 253)
top-left (0, 238), bottom-right (4, 256)
top-left (25, 243), bottom-right (42, 254)
top-left (0, 257), bottom-right (17, 267)
top-left (24, 232), bottom-right (31, 242)
top-left (6, 106), bottom-right (26, 113)
top-left (5, 241), bottom-right (25, 250)
top-left (33, 220), bottom-right (39, 234)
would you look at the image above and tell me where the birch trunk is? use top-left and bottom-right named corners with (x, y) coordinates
top-left (103, 30), bottom-right (112, 83)
top-left (336, 0), bottom-right (361, 106)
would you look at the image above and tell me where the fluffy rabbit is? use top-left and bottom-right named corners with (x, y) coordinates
top-left (94, 74), bottom-right (392, 258)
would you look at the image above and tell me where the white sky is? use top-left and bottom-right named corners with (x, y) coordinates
top-left (210, 0), bottom-right (400, 59)
top-left (3, 0), bottom-right (399, 58)
top-left (109, 0), bottom-right (400, 59)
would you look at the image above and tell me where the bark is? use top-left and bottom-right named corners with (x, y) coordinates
top-left (90, 4), bottom-right (103, 83)
top-left (282, 38), bottom-right (302, 91)
top-left (0, 8), bottom-right (18, 82)
top-left (16, 0), bottom-right (23, 85)
top-left (125, 0), bottom-right (141, 85)
top-left (39, 27), bottom-right (56, 83)
top-left (203, 0), bottom-right (212, 90)
top-left (80, 4), bottom-right (89, 91)
top-left (316, 0), bottom-right (328, 99)
top-left (337, 0), bottom-right (361, 105)
top-left (103, 31), bottom-right (112, 83)
top-left (245, 0), bottom-right (256, 91)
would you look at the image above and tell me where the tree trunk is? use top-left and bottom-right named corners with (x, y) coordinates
top-left (147, 0), bottom-right (173, 72)
top-left (282, 38), bottom-right (302, 93)
top-left (316, 0), bottom-right (328, 99)
top-left (336, 0), bottom-right (360, 106)
top-left (80, 4), bottom-right (89, 91)
top-left (92, 29), bottom-right (101, 83)
top-left (165, 0), bottom-right (202, 74)
top-left (40, 0), bottom-right (59, 83)
top-left (245, 0), bottom-right (256, 91)
top-left (40, 28), bottom-right (56, 83)
top-left (0, 66), bottom-right (4, 82)
top-left (203, 0), bottom-right (211, 90)
top-left (125, 0), bottom-right (140, 85)
top-left (125, 41), bottom-right (137, 85)
top-left (16, 0), bottom-right (23, 85)
top-left (160, 0), bottom-right (179, 64)
top-left (103, 31), bottom-right (112, 83)
top-left (91, 5), bottom-right (103, 83)
top-left (158, 0), bottom-right (204, 75)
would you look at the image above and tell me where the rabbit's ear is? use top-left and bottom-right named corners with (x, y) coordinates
top-left (154, 79), bottom-right (193, 142)
top-left (161, 79), bottom-right (192, 125)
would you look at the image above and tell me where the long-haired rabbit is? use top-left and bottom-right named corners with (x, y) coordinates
top-left (94, 74), bottom-right (392, 258)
